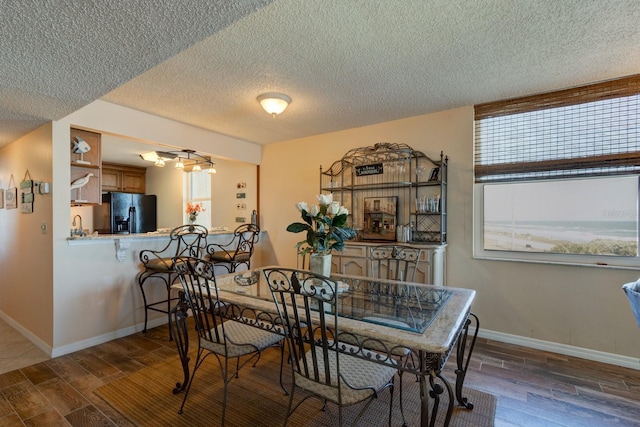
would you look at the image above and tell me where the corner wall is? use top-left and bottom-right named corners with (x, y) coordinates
top-left (0, 124), bottom-right (54, 350)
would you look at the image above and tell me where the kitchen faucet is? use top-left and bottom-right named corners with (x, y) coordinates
top-left (72, 215), bottom-right (85, 237)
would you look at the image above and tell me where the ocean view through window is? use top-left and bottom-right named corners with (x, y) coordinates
top-left (483, 177), bottom-right (638, 257)
top-left (474, 75), bottom-right (640, 266)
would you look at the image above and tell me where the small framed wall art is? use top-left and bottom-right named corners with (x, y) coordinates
top-left (5, 174), bottom-right (17, 210)
top-left (20, 171), bottom-right (34, 213)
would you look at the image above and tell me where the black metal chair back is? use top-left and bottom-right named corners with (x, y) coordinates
top-left (173, 257), bottom-right (226, 347)
top-left (170, 224), bottom-right (210, 261)
top-left (173, 257), bottom-right (285, 425)
top-left (263, 267), bottom-right (395, 426)
top-left (206, 223), bottom-right (260, 273)
top-left (264, 267), bottom-right (339, 387)
top-left (369, 245), bottom-right (423, 282)
top-left (137, 224), bottom-right (208, 336)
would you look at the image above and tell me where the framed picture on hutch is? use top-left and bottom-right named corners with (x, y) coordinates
top-left (363, 196), bottom-right (397, 241)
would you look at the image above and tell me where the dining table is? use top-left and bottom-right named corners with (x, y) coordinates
top-left (169, 266), bottom-right (478, 427)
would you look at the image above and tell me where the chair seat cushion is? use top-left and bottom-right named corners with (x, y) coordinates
top-left (207, 251), bottom-right (250, 264)
top-left (294, 344), bottom-right (396, 405)
top-left (143, 257), bottom-right (173, 271)
top-left (200, 318), bottom-right (282, 358)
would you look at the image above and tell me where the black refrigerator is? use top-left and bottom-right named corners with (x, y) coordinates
top-left (93, 192), bottom-right (157, 234)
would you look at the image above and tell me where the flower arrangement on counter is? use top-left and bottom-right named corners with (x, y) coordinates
top-left (185, 201), bottom-right (205, 223)
top-left (287, 193), bottom-right (355, 256)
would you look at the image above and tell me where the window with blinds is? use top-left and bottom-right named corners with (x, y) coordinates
top-left (473, 75), bottom-right (640, 264)
top-left (475, 75), bottom-right (640, 183)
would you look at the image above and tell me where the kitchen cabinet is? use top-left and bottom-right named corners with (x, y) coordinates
top-left (70, 128), bottom-right (101, 205)
top-left (101, 162), bottom-right (147, 193)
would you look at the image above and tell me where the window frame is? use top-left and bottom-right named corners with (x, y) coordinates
top-left (473, 75), bottom-right (640, 269)
top-left (184, 171), bottom-right (212, 228)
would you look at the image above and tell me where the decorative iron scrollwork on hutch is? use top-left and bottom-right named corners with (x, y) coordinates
top-left (320, 142), bottom-right (447, 244)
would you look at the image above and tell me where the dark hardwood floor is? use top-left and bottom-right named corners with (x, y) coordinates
top-left (1, 322), bottom-right (639, 426)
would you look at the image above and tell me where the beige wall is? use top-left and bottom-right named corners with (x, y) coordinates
top-left (261, 106), bottom-right (640, 364)
top-left (0, 124), bottom-right (54, 347)
top-left (211, 159), bottom-right (258, 230)
top-left (146, 165), bottom-right (183, 229)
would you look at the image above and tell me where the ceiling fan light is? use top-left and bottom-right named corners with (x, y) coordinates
top-left (175, 159), bottom-right (184, 169)
top-left (154, 158), bottom-right (165, 167)
top-left (192, 163), bottom-right (202, 172)
top-left (257, 92), bottom-right (291, 117)
top-left (207, 165), bottom-right (217, 174)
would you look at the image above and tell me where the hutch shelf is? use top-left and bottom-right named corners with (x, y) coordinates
top-left (320, 142), bottom-right (448, 245)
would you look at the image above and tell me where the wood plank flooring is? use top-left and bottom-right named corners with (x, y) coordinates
top-left (1, 319), bottom-right (639, 426)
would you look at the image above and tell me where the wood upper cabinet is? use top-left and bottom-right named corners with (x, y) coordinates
top-left (70, 128), bottom-right (101, 205)
top-left (101, 162), bottom-right (147, 193)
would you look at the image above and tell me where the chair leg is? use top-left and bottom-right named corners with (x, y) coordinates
top-left (178, 348), bottom-right (205, 414)
top-left (165, 282), bottom-right (174, 341)
top-left (388, 377), bottom-right (395, 427)
top-left (278, 341), bottom-right (289, 395)
top-left (221, 358), bottom-right (230, 427)
top-left (138, 276), bottom-right (150, 333)
top-left (139, 272), bottom-right (175, 340)
top-left (397, 371), bottom-right (407, 427)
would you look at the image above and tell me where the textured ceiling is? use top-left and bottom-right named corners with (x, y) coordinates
top-left (3, 0), bottom-right (640, 152)
top-left (0, 0), bottom-right (271, 147)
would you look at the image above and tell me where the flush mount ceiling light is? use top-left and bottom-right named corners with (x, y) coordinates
top-left (139, 149), bottom-right (216, 174)
top-left (257, 92), bottom-right (291, 117)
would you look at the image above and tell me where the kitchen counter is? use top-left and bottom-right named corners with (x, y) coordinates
top-left (66, 228), bottom-right (248, 261)
top-left (67, 228), bottom-right (235, 241)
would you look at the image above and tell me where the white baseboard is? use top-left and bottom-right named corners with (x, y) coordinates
top-left (51, 317), bottom-right (167, 357)
top-left (0, 310), bottom-right (167, 358)
top-left (476, 328), bottom-right (640, 371)
top-left (0, 311), bottom-right (53, 356)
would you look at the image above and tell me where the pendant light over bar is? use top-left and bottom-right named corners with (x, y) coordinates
top-left (139, 149), bottom-right (216, 174)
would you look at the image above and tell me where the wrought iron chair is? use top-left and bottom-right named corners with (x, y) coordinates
top-left (137, 224), bottom-right (208, 337)
top-left (174, 257), bottom-right (285, 425)
top-left (205, 223), bottom-right (260, 273)
top-left (623, 280), bottom-right (640, 329)
top-left (370, 245), bottom-right (423, 283)
top-left (264, 267), bottom-right (396, 427)
top-left (368, 244), bottom-right (425, 426)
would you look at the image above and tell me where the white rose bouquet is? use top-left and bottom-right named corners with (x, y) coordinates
top-left (287, 193), bottom-right (355, 256)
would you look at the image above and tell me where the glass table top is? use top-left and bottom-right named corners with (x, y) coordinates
top-left (215, 268), bottom-right (453, 334)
